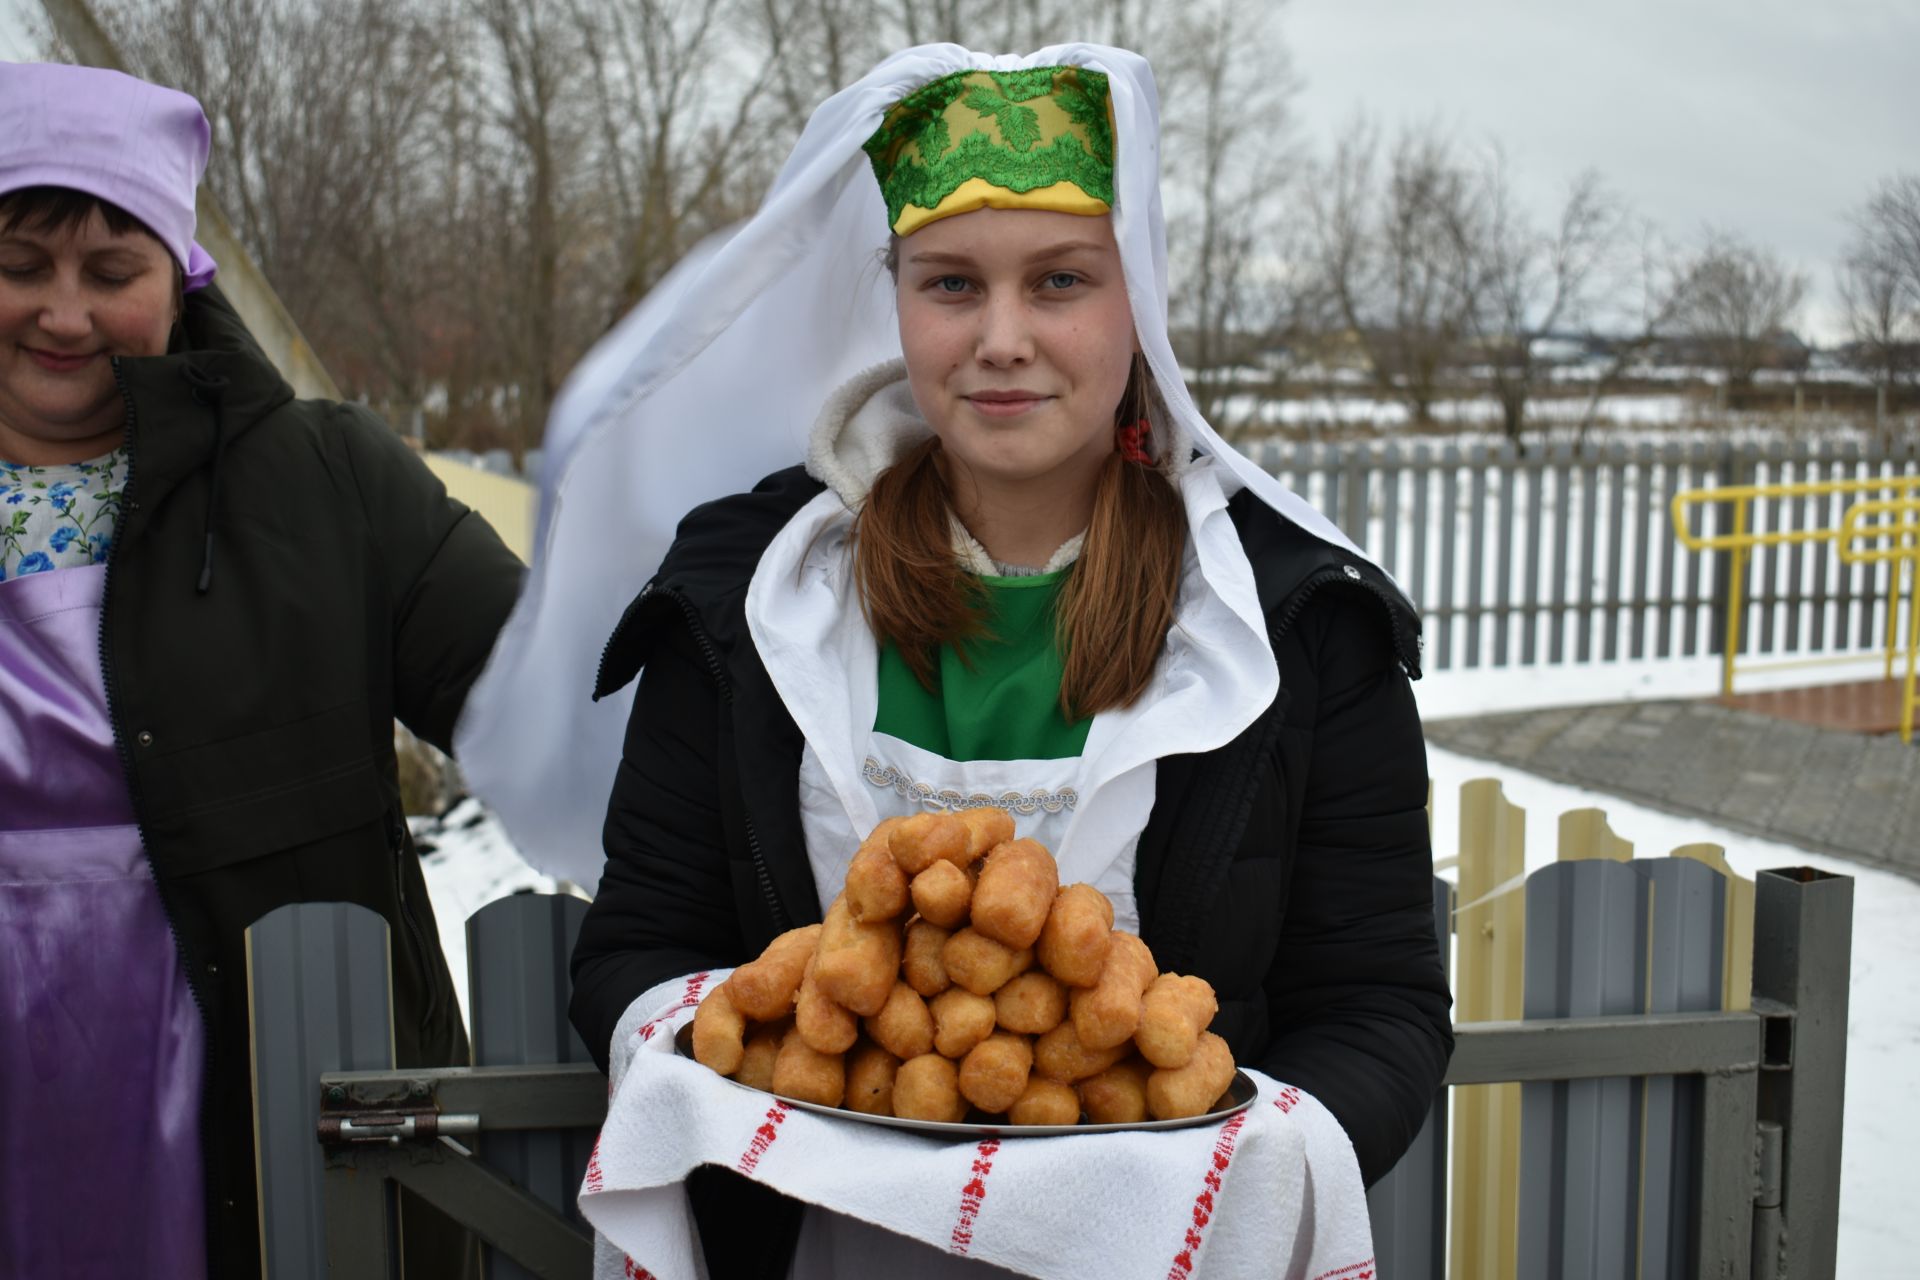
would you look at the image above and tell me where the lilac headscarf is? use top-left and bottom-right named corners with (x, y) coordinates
top-left (0, 62), bottom-right (218, 291)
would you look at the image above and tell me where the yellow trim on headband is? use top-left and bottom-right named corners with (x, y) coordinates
top-left (895, 176), bottom-right (1111, 237)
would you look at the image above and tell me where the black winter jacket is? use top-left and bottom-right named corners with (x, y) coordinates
top-left (102, 289), bottom-right (523, 1277)
top-left (572, 465), bottom-right (1451, 1277)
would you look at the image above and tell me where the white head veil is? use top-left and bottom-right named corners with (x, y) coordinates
top-left (455, 43), bottom-right (1378, 885)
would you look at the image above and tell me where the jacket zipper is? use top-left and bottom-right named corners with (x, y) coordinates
top-left (98, 360), bottom-right (222, 1231)
top-left (598, 583), bottom-right (792, 931)
top-left (388, 808), bottom-right (439, 1027)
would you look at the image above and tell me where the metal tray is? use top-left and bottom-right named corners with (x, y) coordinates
top-left (673, 1024), bottom-right (1255, 1137)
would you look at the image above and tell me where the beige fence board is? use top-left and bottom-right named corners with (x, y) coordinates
top-left (1450, 779), bottom-right (1526, 1279)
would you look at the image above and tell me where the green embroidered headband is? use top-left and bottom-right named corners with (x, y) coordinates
top-left (862, 65), bottom-right (1116, 236)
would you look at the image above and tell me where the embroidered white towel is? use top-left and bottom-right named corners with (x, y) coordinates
top-left (579, 972), bottom-right (1379, 1280)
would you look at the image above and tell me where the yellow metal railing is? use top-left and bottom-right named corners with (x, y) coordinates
top-left (1836, 498), bottom-right (1920, 742)
top-left (1671, 477), bottom-right (1920, 730)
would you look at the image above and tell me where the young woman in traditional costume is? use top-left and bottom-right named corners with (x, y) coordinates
top-left (459, 43), bottom-right (1450, 1277)
top-left (0, 64), bottom-right (521, 1276)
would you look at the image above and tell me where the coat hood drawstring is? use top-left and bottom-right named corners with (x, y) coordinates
top-left (181, 365), bottom-right (231, 593)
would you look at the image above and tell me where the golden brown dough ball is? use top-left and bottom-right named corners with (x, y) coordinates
top-left (929, 986), bottom-right (998, 1059)
top-left (1008, 1077), bottom-right (1082, 1126)
top-left (859, 815), bottom-right (910, 853)
top-left (1069, 931), bottom-right (1157, 1051)
top-left (889, 813), bottom-right (969, 875)
top-left (1077, 1057), bottom-right (1152, 1124)
top-left (993, 970), bottom-right (1067, 1035)
top-left (772, 1027), bottom-right (846, 1107)
top-left (956, 808), bottom-right (1015, 864)
top-left (909, 860), bottom-right (972, 929)
top-left (893, 1053), bottom-right (967, 1123)
top-left (1033, 1019), bottom-right (1129, 1084)
top-left (794, 953), bottom-right (859, 1054)
top-left (942, 927), bottom-right (1034, 996)
top-left (969, 838), bottom-right (1059, 950)
top-left (901, 919), bottom-right (953, 997)
top-left (1135, 973), bottom-right (1219, 1069)
top-left (1037, 884), bottom-right (1114, 988)
top-left (813, 894), bottom-right (902, 1017)
top-left (733, 1021), bottom-right (787, 1093)
top-left (1145, 1031), bottom-right (1236, 1121)
top-left (863, 980), bottom-right (936, 1060)
top-left (692, 981), bottom-right (747, 1075)
top-left (844, 1041), bottom-right (901, 1116)
top-left (845, 841), bottom-right (909, 923)
top-left (728, 925), bottom-right (822, 1021)
top-left (958, 1032), bottom-right (1034, 1114)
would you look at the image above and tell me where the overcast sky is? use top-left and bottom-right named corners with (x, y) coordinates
top-left (1282, 0), bottom-right (1920, 341)
top-left (7, 0), bottom-right (1915, 340)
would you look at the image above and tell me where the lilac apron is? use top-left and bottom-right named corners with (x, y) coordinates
top-left (0, 564), bottom-right (208, 1277)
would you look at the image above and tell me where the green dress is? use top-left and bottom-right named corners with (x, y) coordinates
top-left (874, 568), bottom-right (1093, 762)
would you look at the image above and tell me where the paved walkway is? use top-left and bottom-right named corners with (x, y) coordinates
top-left (1425, 698), bottom-right (1920, 881)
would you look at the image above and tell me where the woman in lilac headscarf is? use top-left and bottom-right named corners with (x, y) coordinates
top-left (0, 63), bottom-right (521, 1277)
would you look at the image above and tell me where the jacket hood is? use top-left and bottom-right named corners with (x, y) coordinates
top-left (111, 285), bottom-right (297, 508)
top-left (803, 360), bottom-right (929, 507)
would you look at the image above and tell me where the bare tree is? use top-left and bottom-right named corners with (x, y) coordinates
top-left (1158, 0), bottom-right (1297, 431)
top-left (1839, 174), bottom-right (1920, 416)
top-left (1456, 163), bottom-right (1621, 445)
top-left (104, 0), bottom-right (455, 407)
top-left (1570, 221), bottom-right (1693, 443)
top-left (1675, 230), bottom-right (1808, 408)
top-left (1861, 174), bottom-right (1920, 292)
top-left (1304, 123), bottom-right (1483, 425)
top-left (567, 0), bottom-right (789, 317)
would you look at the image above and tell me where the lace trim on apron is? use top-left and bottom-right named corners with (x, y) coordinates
top-left (862, 756), bottom-right (1078, 816)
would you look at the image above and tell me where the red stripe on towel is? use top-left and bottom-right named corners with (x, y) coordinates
top-left (735, 1100), bottom-right (793, 1175)
top-left (1166, 1111), bottom-right (1248, 1280)
top-left (635, 971), bottom-right (712, 1047)
top-left (582, 1135), bottom-right (606, 1194)
top-left (1311, 1259), bottom-right (1377, 1280)
top-left (948, 1138), bottom-right (1003, 1255)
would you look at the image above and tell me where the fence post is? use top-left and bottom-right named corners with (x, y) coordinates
top-left (1557, 809), bottom-right (1633, 862)
top-left (467, 894), bottom-right (596, 1280)
top-left (1633, 855), bottom-right (1731, 1278)
top-left (245, 902), bottom-right (397, 1278)
top-left (1750, 867), bottom-right (1854, 1279)
top-left (1515, 860), bottom-right (1651, 1279)
top-left (1671, 844), bottom-right (1754, 1011)
top-left (1707, 443), bottom-right (1746, 679)
top-left (1366, 876), bottom-right (1452, 1280)
top-left (1450, 779), bottom-right (1526, 1279)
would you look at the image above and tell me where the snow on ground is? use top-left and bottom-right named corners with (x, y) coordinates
top-left (414, 654), bottom-right (1915, 1274)
top-left (411, 796), bottom-right (567, 1024)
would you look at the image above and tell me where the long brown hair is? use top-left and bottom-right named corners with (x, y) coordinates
top-left (850, 359), bottom-right (1186, 720)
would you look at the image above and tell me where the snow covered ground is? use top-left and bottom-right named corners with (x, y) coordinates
top-left (415, 654), bottom-right (1918, 1275)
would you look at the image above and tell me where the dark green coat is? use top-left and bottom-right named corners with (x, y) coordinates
top-left (104, 288), bottom-right (523, 1276)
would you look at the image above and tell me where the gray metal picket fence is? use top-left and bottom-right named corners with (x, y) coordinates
top-left (1248, 435), bottom-right (1920, 674)
top-left (246, 862), bottom-right (1850, 1278)
top-left (1366, 861), bottom-right (1849, 1280)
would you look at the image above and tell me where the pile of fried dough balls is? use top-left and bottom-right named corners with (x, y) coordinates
top-left (692, 809), bottom-right (1237, 1126)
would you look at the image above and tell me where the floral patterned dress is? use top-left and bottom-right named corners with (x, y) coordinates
top-left (0, 449), bottom-right (125, 580)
